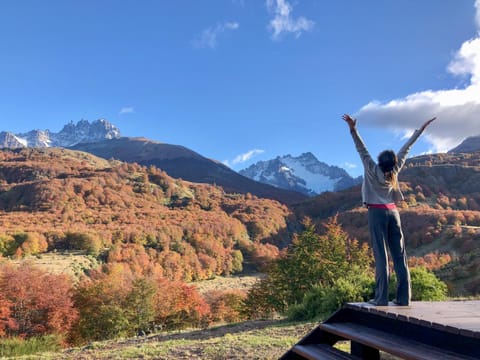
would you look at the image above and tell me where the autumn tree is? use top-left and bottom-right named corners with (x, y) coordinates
top-left (0, 294), bottom-right (14, 336)
top-left (64, 232), bottom-right (101, 256)
top-left (72, 264), bottom-right (210, 342)
top-left (205, 289), bottom-right (247, 323)
top-left (0, 263), bottom-right (78, 338)
top-left (125, 277), bottom-right (157, 334)
top-left (154, 278), bottom-right (211, 330)
top-left (72, 271), bottom-right (130, 342)
top-left (12, 232), bottom-right (48, 258)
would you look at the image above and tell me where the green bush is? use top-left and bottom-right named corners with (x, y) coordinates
top-left (7, 232), bottom-right (49, 257)
top-left (0, 234), bottom-right (16, 257)
top-left (125, 278), bottom-right (157, 335)
top-left (244, 217), bottom-right (373, 317)
top-left (287, 270), bottom-right (375, 321)
top-left (231, 250), bottom-right (244, 273)
top-left (65, 232), bottom-right (102, 256)
top-left (0, 335), bottom-right (62, 357)
top-left (77, 304), bottom-right (130, 341)
top-left (389, 267), bottom-right (448, 301)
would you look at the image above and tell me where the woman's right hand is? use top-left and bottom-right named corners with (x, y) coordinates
top-left (420, 117), bottom-right (436, 131)
top-left (342, 114), bottom-right (357, 130)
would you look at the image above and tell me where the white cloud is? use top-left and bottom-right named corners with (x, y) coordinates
top-left (223, 149), bottom-right (265, 167)
top-left (266, 0), bottom-right (314, 40)
top-left (343, 162), bottom-right (357, 170)
top-left (192, 21), bottom-right (239, 49)
top-left (355, 1), bottom-right (480, 153)
top-left (119, 107), bottom-right (135, 114)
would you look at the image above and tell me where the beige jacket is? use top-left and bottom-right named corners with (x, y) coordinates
top-left (350, 128), bottom-right (423, 205)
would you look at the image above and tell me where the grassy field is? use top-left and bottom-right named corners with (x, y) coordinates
top-left (8, 251), bottom-right (99, 282)
top-left (10, 320), bottom-right (320, 360)
top-left (193, 273), bottom-right (262, 294)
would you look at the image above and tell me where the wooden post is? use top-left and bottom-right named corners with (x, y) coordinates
top-left (351, 341), bottom-right (380, 359)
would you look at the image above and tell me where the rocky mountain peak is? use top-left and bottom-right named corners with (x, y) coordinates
top-left (1, 119), bottom-right (121, 149)
top-left (239, 153), bottom-right (362, 196)
top-left (0, 131), bottom-right (26, 148)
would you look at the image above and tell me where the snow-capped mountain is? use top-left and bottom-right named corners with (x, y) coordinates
top-left (0, 131), bottom-right (27, 148)
top-left (239, 152), bottom-right (362, 196)
top-left (0, 119), bottom-right (121, 148)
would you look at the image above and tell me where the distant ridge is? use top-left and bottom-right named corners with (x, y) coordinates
top-left (70, 137), bottom-right (308, 204)
top-left (449, 135), bottom-right (480, 153)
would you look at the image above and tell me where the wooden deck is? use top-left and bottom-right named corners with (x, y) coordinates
top-left (281, 301), bottom-right (480, 359)
top-left (346, 301), bottom-right (480, 339)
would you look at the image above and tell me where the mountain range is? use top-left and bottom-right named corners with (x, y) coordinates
top-left (1, 119), bottom-right (479, 205)
top-left (0, 119), bottom-right (121, 148)
top-left (0, 120), bottom-right (306, 204)
top-left (239, 152), bottom-right (362, 196)
top-left (0, 119), bottom-right (361, 202)
top-left (70, 137), bottom-right (307, 204)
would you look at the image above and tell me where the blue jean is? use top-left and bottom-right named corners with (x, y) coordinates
top-left (368, 207), bottom-right (411, 305)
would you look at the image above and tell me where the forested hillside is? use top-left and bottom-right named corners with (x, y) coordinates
top-left (70, 137), bottom-right (307, 204)
top-left (0, 148), bottom-right (294, 281)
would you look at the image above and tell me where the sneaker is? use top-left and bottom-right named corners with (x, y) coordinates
top-left (392, 299), bottom-right (409, 306)
top-left (367, 299), bottom-right (387, 306)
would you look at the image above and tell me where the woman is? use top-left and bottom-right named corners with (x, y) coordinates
top-left (342, 114), bottom-right (435, 306)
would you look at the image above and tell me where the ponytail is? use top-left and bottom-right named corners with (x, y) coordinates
top-left (384, 171), bottom-right (399, 190)
top-left (378, 150), bottom-right (399, 190)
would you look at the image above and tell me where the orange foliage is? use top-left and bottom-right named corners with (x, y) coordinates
top-left (0, 262), bottom-right (78, 337)
top-left (155, 279), bottom-right (211, 329)
top-left (408, 252), bottom-right (452, 270)
top-left (0, 294), bottom-right (14, 336)
top-left (0, 148), bottom-right (294, 281)
top-left (204, 289), bottom-right (247, 323)
top-left (73, 264), bottom-right (210, 341)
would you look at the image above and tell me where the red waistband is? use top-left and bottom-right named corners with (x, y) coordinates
top-left (367, 203), bottom-right (397, 210)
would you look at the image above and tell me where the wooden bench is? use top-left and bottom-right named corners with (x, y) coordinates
top-left (319, 322), bottom-right (476, 360)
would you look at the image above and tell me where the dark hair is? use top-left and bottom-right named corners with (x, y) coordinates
top-left (378, 150), bottom-right (397, 172)
top-left (378, 150), bottom-right (398, 189)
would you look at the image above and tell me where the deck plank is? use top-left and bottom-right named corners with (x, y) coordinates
top-left (320, 322), bottom-right (477, 360)
top-left (346, 301), bottom-right (480, 337)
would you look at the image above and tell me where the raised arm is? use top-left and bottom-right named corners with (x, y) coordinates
top-left (342, 114), bottom-right (376, 172)
top-left (420, 117), bottom-right (436, 132)
top-left (397, 117), bottom-right (436, 170)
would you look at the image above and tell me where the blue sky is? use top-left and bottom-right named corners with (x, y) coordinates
top-left (1, 0), bottom-right (479, 176)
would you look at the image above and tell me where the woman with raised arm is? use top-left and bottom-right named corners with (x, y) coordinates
top-left (342, 114), bottom-right (435, 306)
